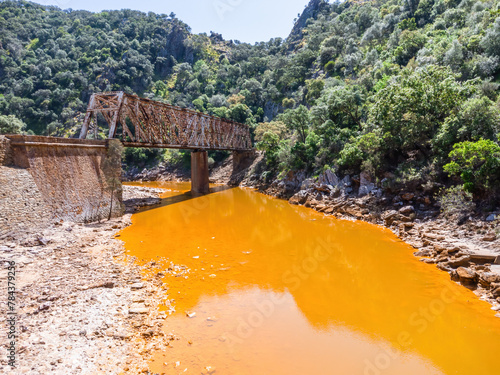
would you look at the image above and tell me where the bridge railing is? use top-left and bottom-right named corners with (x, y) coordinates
top-left (79, 92), bottom-right (253, 151)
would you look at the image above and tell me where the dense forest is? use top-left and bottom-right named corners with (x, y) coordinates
top-left (1, 0), bottom-right (500, 200)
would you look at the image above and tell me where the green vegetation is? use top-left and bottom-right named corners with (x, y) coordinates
top-left (0, 114), bottom-right (26, 134)
top-left (1, 0), bottom-right (500, 198)
top-left (437, 185), bottom-right (475, 217)
top-left (444, 139), bottom-right (500, 194)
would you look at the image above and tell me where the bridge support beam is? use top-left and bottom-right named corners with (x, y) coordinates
top-left (191, 150), bottom-right (210, 195)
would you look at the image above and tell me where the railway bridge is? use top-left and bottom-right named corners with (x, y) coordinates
top-left (79, 92), bottom-right (254, 194)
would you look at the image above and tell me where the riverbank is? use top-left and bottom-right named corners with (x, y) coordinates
top-left (0, 185), bottom-right (175, 374)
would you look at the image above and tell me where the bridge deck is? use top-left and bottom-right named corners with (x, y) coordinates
top-left (79, 92), bottom-right (252, 151)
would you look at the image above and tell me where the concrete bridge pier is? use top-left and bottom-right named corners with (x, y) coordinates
top-left (191, 150), bottom-right (210, 195)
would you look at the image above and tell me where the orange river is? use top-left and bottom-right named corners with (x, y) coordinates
top-left (120, 182), bottom-right (500, 375)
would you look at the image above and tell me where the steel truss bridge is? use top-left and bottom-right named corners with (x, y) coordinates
top-left (79, 92), bottom-right (252, 151)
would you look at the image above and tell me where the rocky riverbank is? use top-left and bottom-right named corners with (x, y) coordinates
top-left (0, 185), bottom-right (179, 374)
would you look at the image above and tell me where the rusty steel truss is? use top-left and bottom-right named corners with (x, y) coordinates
top-left (79, 92), bottom-right (252, 151)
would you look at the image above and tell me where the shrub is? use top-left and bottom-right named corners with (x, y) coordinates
top-left (444, 139), bottom-right (500, 194)
top-left (0, 115), bottom-right (26, 134)
top-left (338, 131), bottom-right (381, 173)
top-left (437, 185), bottom-right (475, 217)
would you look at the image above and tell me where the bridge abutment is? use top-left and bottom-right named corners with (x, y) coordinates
top-left (191, 150), bottom-right (210, 195)
top-left (1, 135), bottom-right (123, 223)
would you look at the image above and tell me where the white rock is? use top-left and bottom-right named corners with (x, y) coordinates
top-left (130, 283), bottom-right (144, 290)
top-left (128, 308), bottom-right (149, 314)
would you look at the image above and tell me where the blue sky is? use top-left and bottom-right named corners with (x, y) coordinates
top-left (33, 0), bottom-right (311, 43)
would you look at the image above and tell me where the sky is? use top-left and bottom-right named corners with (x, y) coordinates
top-left (32, 0), bottom-right (311, 43)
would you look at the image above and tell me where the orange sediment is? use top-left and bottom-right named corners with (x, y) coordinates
top-left (120, 182), bottom-right (500, 375)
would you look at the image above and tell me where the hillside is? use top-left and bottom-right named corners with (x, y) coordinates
top-left (1, 0), bottom-right (500, 202)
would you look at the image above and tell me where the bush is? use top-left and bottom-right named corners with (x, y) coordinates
top-left (437, 185), bottom-right (475, 217)
top-left (338, 132), bottom-right (382, 173)
top-left (368, 65), bottom-right (473, 156)
top-left (0, 115), bottom-right (26, 134)
top-left (256, 131), bottom-right (280, 168)
top-left (444, 139), bottom-right (500, 194)
top-left (163, 149), bottom-right (190, 168)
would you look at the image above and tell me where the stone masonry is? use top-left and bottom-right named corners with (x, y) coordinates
top-left (0, 135), bottom-right (123, 233)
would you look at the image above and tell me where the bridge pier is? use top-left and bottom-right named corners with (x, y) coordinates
top-left (191, 150), bottom-right (210, 195)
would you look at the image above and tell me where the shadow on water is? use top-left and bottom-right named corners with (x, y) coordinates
top-left (125, 184), bottom-right (235, 214)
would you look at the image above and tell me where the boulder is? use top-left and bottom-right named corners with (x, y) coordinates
top-left (492, 287), bottom-right (500, 299)
top-left (315, 204), bottom-right (327, 212)
top-left (447, 255), bottom-right (471, 268)
top-left (456, 267), bottom-right (478, 286)
top-left (300, 178), bottom-right (314, 190)
top-left (399, 206), bottom-right (415, 215)
top-left (345, 206), bottom-right (363, 218)
top-left (289, 191), bottom-right (308, 205)
top-left (437, 263), bottom-right (452, 272)
top-left (324, 207), bottom-right (335, 214)
top-left (381, 210), bottom-right (399, 225)
top-left (341, 175), bottom-right (352, 188)
top-left (281, 170), bottom-right (306, 195)
top-left (414, 249), bottom-right (433, 257)
top-left (358, 172), bottom-right (375, 196)
top-left (479, 273), bottom-right (500, 288)
top-left (318, 169), bottom-right (339, 186)
top-left (482, 233), bottom-right (497, 242)
top-left (401, 192), bottom-right (415, 201)
top-left (325, 169), bottom-right (339, 186)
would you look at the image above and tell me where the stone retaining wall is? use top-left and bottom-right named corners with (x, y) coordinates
top-left (0, 165), bottom-right (51, 241)
top-left (0, 135), bottom-right (123, 225)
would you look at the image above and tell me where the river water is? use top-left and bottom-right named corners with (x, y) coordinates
top-left (120, 182), bottom-right (500, 375)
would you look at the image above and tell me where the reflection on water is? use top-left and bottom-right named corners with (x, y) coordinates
top-left (120, 182), bottom-right (500, 375)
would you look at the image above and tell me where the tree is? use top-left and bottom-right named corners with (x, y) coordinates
top-left (393, 29), bottom-right (427, 65)
top-left (0, 115), bottom-right (26, 134)
top-left (443, 39), bottom-right (464, 72)
top-left (480, 16), bottom-right (500, 58)
top-left (312, 85), bottom-right (365, 130)
top-left (433, 97), bottom-right (500, 160)
top-left (280, 105), bottom-right (310, 143)
top-left (368, 65), bottom-right (473, 156)
top-left (305, 79), bottom-right (325, 105)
